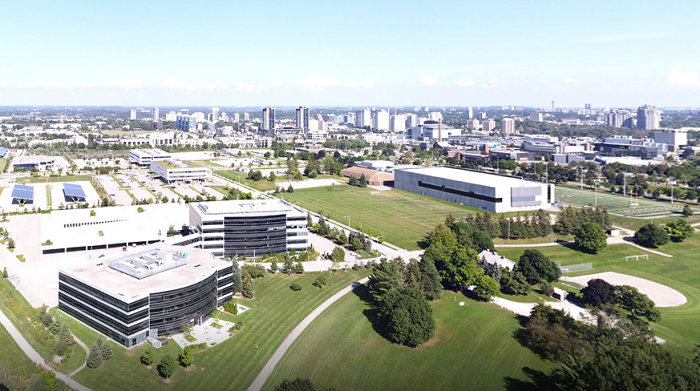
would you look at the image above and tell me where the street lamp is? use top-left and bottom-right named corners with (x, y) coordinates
top-left (344, 215), bottom-right (351, 230)
top-left (594, 179), bottom-right (600, 207)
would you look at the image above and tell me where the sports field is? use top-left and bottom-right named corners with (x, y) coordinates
top-left (282, 185), bottom-right (485, 250)
top-left (556, 187), bottom-right (684, 217)
top-left (264, 287), bottom-right (551, 391)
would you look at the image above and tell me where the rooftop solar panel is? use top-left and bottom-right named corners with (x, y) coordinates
top-left (0, 147), bottom-right (8, 157)
top-left (63, 183), bottom-right (86, 198)
top-left (11, 184), bottom-right (34, 200)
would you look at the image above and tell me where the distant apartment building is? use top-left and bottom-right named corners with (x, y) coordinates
top-left (165, 111), bottom-right (177, 122)
top-left (355, 109), bottom-right (372, 129)
top-left (606, 109), bottom-right (632, 128)
top-left (243, 112), bottom-right (250, 121)
top-left (176, 114), bottom-right (198, 132)
top-left (529, 112), bottom-right (543, 122)
top-left (372, 110), bottom-right (390, 131)
top-left (406, 113), bottom-right (418, 128)
top-left (130, 109), bottom-right (137, 120)
top-left (637, 105), bottom-right (661, 130)
top-left (262, 107), bottom-right (275, 136)
top-left (296, 107), bottom-right (310, 131)
top-left (501, 118), bottom-right (516, 134)
top-left (428, 112), bottom-right (443, 122)
top-left (390, 114), bottom-right (406, 132)
top-left (466, 119), bottom-right (480, 130)
top-left (306, 130), bottom-right (329, 142)
top-left (153, 107), bottom-right (159, 122)
top-left (483, 119), bottom-right (496, 133)
top-left (211, 107), bottom-right (219, 123)
top-left (234, 113), bottom-right (240, 123)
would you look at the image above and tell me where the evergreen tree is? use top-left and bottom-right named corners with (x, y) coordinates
top-left (359, 173), bottom-right (368, 188)
top-left (418, 257), bottom-right (443, 301)
top-left (86, 342), bottom-right (103, 369)
top-left (270, 260), bottom-right (278, 272)
top-left (367, 258), bottom-right (403, 302)
top-left (41, 370), bottom-right (57, 391)
top-left (349, 175), bottom-right (359, 186)
top-left (683, 204), bottom-right (694, 217)
top-left (101, 342), bottom-right (113, 361)
top-left (231, 258), bottom-right (243, 294)
top-left (242, 278), bottom-right (254, 298)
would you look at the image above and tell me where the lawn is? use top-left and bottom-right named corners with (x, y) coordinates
top-left (282, 185), bottom-right (484, 250)
top-left (214, 170), bottom-right (278, 192)
top-left (27, 175), bottom-right (91, 183)
top-left (46, 184), bottom-right (52, 206)
top-left (0, 158), bottom-right (8, 173)
top-left (264, 286), bottom-right (551, 391)
top-left (495, 238), bottom-right (700, 357)
top-left (556, 186), bottom-right (689, 217)
top-left (72, 269), bottom-right (371, 391)
top-left (0, 322), bottom-right (42, 390)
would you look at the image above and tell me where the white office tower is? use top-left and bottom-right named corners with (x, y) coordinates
top-left (483, 119), bottom-right (496, 133)
top-left (220, 113), bottom-right (228, 122)
top-left (466, 119), bottom-right (480, 130)
top-left (424, 106), bottom-right (430, 112)
top-left (153, 107), bottom-right (159, 122)
top-left (192, 112), bottom-right (205, 122)
top-left (234, 113), bottom-right (240, 123)
top-left (262, 107), bottom-right (276, 135)
top-left (429, 112), bottom-right (443, 122)
top-left (212, 107), bottom-right (220, 123)
top-left (355, 109), bottom-right (372, 128)
top-left (296, 106), bottom-right (310, 130)
top-left (390, 114), bottom-right (406, 132)
top-left (372, 110), bottom-right (390, 131)
top-left (165, 111), bottom-right (177, 121)
top-left (606, 109), bottom-right (630, 128)
top-left (467, 107), bottom-right (473, 119)
top-left (501, 118), bottom-right (516, 134)
top-left (243, 112), bottom-right (250, 121)
top-left (130, 109), bottom-right (137, 120)
top-left (529, 112), bottom-right (543, 122)
top-left (406, 113), bottom-right (418, 128)
top-left (479, 112), bottom-right (487, 120)
top-left (180, 109), bottom-right (189, 115)
top-left (637, 105), bottom-right (661, 130)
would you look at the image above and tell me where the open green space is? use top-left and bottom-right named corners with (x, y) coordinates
top-left (0, 158), bottom-right (8, 173)
top-left (214, 170), bottom-right (278, 192)
top-left (0, 321), bottom-right (42, 390)
top-left (496, 239), bottom-right (700, 357)
top-left (282, 185), bottom-right (484, 250)
top-left (72, 269), bottom-right (370, 391)
top-left (46, 184), bottom-right (52, 206)
top-left (264, 287), bottom-right (551, 391)
top-left (556, 186), bottom-right (687, 217)
top-left (27, 175), bottom-right (91, 183)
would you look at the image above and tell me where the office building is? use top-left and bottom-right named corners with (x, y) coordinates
top-left (165, 111), bottom-right (177, 122)
top-left (212, 107), bottom-right (219, 123)
top-left (479, 112), bottom-right (487, 120)
top-left (501, 118), bottom-right (516, 134)
top-left (296, 107), bottom-right (310, 130)
top-left (372, 110), bottom-right (390, 131)
top-left (606, 109), bottom-right (632, 128)
top-left (482, 119), bottom-right (496, 133)
top-left (234, 113), bottom-right (240, 123)
top-left (428, 112), bottom-right (443, 122)
top-left (594, 136), bottom-right (665, 159)
top-left (180, 109), bottom-right (189, 115)
top-left (130, 109), bottom-right (137, 120)
top-left (12, 156), bottom-right (56, 171)
top-left (129, 148), bottom-right (172, 166)
top-left (151, 159), bottom-right (207, 184)
top-left (467, 119), bottom-right (480, 130)
top-left (394, 166), bottom-right (553, 213)
top-left (467, 107), bottom-right (473, 119)
top-left (637, 105), bottom-right (661, 130)
top-left (243, 112), bottom-right (249, 121)
top-left (176, 114), bottom-right (198, 132)
top-left (409, 122), bottom-right (461, 140)
top-left (58, 245), bottom-right (233, 348)
top-left (390, 114), bottom-right (406, 132)
top-left (355, 109), bottom-right (372, 129)
top-left (262, 107), bottom-right (275, 136)
top-left (653, 129), bottom-right (689, 152)
top-left (189, 199), bottom-right (308, 258)
top-left (153, 107), bottom-right (159, 122)
top-left (529, 112), bottom-right (543, 122)
top-left (406, 113), bottom-right (418, 128)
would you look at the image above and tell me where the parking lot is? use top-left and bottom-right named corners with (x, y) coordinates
top-left (0, 180), bottom-right (100, 212)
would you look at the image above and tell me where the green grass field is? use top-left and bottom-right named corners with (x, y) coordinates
top-left (214, 170), bottom-right (278, 192)
top-left (282, 186), bottom-right (484, 250)
top-left (264, 286), bottom-right (550, 391)
top-left (71, 269), bottom-right (371, 391)
top-left (0, 158), bottom-right (8, 173)
top-left (556, 187), bottom-right (685, 217)
top-left (495, 239), bottom-right (700, 356)
top-left (27, 175), bottom-right (91, 183)
top-left (0, 322), bottom-right (42, 390)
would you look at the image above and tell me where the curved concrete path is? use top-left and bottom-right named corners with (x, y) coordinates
top-left (69, 333), bottom-right (90, 377)
top-left (247, 277), bottom-right (370, 391)
top-left (0, 310), bottom-right (91, 391)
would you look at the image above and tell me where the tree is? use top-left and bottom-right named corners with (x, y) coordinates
top-left (86, 341), bottom-right (103, 368)
top-left (178, 348), bottom-right (194, 368)
top-left (101, 342), bottom-right (113, 361)
top-left (581, 278), bottom-right (616, 307)
top-left (7, 238), bottom-right (14, 249)
top-left (683, 204), bottom-right (694, 217)
top-left (90, 209), bottom-right (96, 217)
top-left (287, 185), bottom-right (294, 193)
top-left (242, 278), bottom-right (254, 299)
top-left (518, 249), bottom-right (561, 284)
top-left (474, 274), bottom-right (499, 301)
top-left (470, 230), bottom-right (495, 253)
top-left (270, 260), bottom-right (278, 272)
top-left (41, 370), bottom-right (57, 391)
top-left (338, 231), bottom-right (348, 245)
top-left (268, 171), bottom-right (276, 181)
top-left (137, 207), bottom-right (145, 213)
top-left (418, 257), bottom-right (443, 301)
top-left (2, 266), bottom-right (7, 278)
top-left (616, 285), bottom-right (661, 322)
top-left (141, 346), bottom-right (156, 366)
top-left (367, 258), bottom-right (402, 302)
top-left (634, 223), bottom-right (670, 248)
top-left (348, 175), bottom-right (359, 187)
top-left (665, 218), bottom-right (695, 242)
top-left (499, 268), bottom-right (531, 295)
top-left (158, 354), bottom-right (176, 379)
top-left (377, 287), bottom-right (435, 347)
top-left (358, 173), bottom-right (368, 188)
top-left (349, 237), bottom-right (364, 252)
top-left (331, 246), bottom-right (345, 263)
top-left (231, 258), bottom-right (243, 293)
top-left (272, 378), bottom-right (316, 391)
top-left (574, 222), bottom-right (607, 253)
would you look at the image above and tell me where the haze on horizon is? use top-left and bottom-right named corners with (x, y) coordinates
top-left (1, 0), bottom-right (699, 108)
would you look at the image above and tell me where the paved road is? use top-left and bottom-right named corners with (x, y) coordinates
top-left (0, 309), bottom-right (91, 391)
top-left (246, 277), bottom-right (370, 391)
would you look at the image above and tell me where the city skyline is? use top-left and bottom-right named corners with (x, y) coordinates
top-left (0, 0), bottom-right (699, 107)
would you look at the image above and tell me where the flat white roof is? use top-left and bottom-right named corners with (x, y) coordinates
top-left (398, 166), bottom-right (543, 188)
top-left (14, 155), bottom-right (55, 164)
top-left (60, 245), bottom-right (228, 301)
top-left (193, 199), bottom-right (302, 216)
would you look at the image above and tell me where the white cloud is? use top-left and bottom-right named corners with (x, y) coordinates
top-left (156, 76), bottom-right (186, 89)
top-left (0, 81), bottom-right (7, 88)
top-left (292, 75), bottom-right (342, 91)
top-left (455, 79), bottom-right (475, 87)
top-left (110, 77), bottom-right (144, 89)
top-left (480, 78), bottom-right (508, 88)
top-left (667, 68), bottom-right (700, 88)
top-left (421, 76), bottom-right (442, 86)
top-left (563, 76), bottom-right (583, 85)
top-left (357, 79), bottom-right (375, 89)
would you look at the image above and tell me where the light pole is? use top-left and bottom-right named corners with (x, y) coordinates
top-left (344, 215), bottom-right (350, 230)
top-left (594, 179), bottom-right (599, 207)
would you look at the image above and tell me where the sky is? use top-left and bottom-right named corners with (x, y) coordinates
top-left (1, 0), bottom-right (699, 108)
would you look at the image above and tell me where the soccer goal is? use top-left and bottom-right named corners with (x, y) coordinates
top-left (370, 192), bottom-right (379, 196)
top-left (625, 254), bottom-right (649, 262)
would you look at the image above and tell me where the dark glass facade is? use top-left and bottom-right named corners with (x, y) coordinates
top-left (220, 214), bottom-right (287, 257)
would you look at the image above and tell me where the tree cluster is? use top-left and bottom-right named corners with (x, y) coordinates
top-left (634, 223), bottom-right (670, 248)
top-left (86, 336), bottom-right (112, 369)
top-left (553, 205), bottom-right (610, 236)
top-left (36, 305), bottom-right (76, 357)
